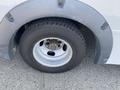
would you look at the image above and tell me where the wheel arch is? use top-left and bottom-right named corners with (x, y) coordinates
top-left (13, 17), bottom-right (96, 62)
top-left (0, 0), bottom-right (113, 64)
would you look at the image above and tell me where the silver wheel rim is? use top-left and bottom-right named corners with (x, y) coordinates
top-left (33, 37), bottom-right (73, 67)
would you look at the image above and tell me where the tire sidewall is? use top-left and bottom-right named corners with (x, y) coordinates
top-left (19, 24), bottom-right (86, 73)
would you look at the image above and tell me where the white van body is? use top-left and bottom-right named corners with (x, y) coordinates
top-left (0, 0), bottom-right (120, 65)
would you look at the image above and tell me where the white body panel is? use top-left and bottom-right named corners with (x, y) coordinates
top-left (0, 0), bottom-right (120, 64)
top-left (0, 0), bottom-right (26, 22)
top-left (79, 0), bottom-right (120, 64)
top-left (107, 31), bottom-right (120, 64)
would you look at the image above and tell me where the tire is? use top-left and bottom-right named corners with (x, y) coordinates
top-left (19, 18), bottom-right (86, 73)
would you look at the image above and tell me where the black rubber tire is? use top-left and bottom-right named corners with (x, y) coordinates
top-left (19, 18), bottom-right (86, 73)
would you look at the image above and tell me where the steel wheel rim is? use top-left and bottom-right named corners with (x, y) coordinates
top-left (33, 37), bottom-right (73, 67)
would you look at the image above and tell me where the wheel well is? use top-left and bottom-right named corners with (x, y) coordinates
top-left (14, 17), bottom-right (96, 58)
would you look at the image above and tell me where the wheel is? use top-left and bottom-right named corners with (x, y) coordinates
top-left (19, 18), bottom-right (86, 73)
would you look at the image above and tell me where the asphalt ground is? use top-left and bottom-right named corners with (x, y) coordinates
top-left (0, 52), bottom-right (120, 90)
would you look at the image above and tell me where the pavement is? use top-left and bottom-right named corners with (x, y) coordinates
top-left (0, 52), bottom-right (120, 90)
